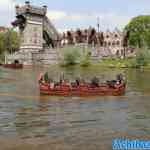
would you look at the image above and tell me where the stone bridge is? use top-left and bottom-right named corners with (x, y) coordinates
top-left (7, 1), bottom-right (59, 65)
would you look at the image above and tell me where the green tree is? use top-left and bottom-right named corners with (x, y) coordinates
top-left (4, 29), bottom-right (20, 54)
top-left (0, 32), bottom-right (5, 55)
top-left (124, 15), bottom-right (150, 48)
top-left (0, 28), bottom-right (19, 62)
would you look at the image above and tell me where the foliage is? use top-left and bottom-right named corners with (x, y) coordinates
top-left (61, 47), bottom-right (81, 66)
top-left (0, 32), bottom-right (5, 55)
top-left (135, 47), bottom-right (150, 67)
top-left (99, 48), bottom-right (150, 68)
top-left (99, 58), bottom-right (140, 68)
top-left (4, 29), bottom-right (20, 54)
top-left (124, 15), bottom-right (150, 48)
top-left (0, 29), bottom-right (19, 62)
top-left (80, 51), bottom-right (91, 67)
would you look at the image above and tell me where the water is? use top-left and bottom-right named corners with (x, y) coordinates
top-left (0, 66), bottom-right (150, 150)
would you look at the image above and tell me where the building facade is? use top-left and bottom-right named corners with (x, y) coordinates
top-left (0, 27), bottom-right (8, 33)
top-left (60, 28), bottom-right (127, 58)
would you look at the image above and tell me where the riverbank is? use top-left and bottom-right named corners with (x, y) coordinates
top-left (92, 58), bottom-right (150, 69)
top-left (60, 58), bottom-right (150, 69)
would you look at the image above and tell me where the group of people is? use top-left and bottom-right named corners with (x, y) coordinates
top-left (39, 72), bottom-right (124, 89)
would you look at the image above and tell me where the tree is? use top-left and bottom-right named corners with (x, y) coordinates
top-left (124, 15), bottom-right (150, 48)
top-left (0, 32), bottom-right (5, 55)
top-left (4, 29), bottom-right (20, 54)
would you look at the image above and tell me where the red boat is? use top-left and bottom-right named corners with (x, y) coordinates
top-left (3, 63), bottom-right (23, 69)
top-left (39, 82), bottom-right (126, 96)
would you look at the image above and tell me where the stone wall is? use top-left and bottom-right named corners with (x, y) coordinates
top-left (6, 48), bottom-right (59, 65)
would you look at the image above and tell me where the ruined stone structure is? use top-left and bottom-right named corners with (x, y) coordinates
top-left (103, 29), bottom-right (125, 57)
top-left (60, 28), bottom-right (127, 58)
top-left (7, 1), bottom-right (59, 65)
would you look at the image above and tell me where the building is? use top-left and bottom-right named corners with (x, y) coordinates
top-left (60, 27), bottom-right (126, 58)
top-left (0, 26), bottom-right (8, 33)
top-left (103, 28), bottom-right (125, 57)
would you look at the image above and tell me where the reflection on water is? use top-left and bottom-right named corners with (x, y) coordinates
top-left (0, 66), bottom-right (150, 149)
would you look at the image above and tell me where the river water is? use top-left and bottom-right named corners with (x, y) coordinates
top-left (0, 66), bottom-right (150, 150)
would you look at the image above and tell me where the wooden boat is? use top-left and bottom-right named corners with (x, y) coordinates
top-left (39, 82), bottom-right (126, 96)
top-left (3, 63), bottom-right (23, 69)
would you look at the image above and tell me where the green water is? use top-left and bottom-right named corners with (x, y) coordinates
top-left (0, 66), bottom-right (150, 150)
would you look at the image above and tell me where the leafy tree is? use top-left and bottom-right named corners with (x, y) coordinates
top-left (4, 29), bottom-right (20, 54)
top-left (0, 28), bottom-right (19, 62)
top-left (0, 32), bottom-right (5, 55)
top-left (124, 15), bottom-right (150, 48)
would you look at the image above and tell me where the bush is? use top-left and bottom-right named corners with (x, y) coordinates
top-left (135, 47), bottom-right (150, 67)
top-left (80, 51), bottom-right (91, 67)
top-left (136, 53), bottom-right (145, 66)
top-left (61, 47), bottom-right (81, 66)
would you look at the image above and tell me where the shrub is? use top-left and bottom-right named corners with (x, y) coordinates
top-left (80, 51), bottom-right (91, 67)
top-left (135, 47), bottom-right (150, 67)
top-left (61, 47), bottom-right (81, 66)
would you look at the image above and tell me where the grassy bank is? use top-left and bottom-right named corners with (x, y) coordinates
top-left (60, 57), bottom-right (150, 69)
top-left (59, 46), bottom-right (150, 69)
top-left (96, 58), bottom-right (144, 68)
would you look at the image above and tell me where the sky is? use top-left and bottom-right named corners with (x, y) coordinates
top-left (0, 0), bottom-right (150, 32)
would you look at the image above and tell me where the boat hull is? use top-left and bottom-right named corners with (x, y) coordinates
top-left (3, 64), bottom-right (23, 69)
top-left (39, 83), bottom-right (126, 96)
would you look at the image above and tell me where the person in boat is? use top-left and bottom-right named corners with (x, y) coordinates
top-left (75, 77), bottom-right (80, 86)
top-left (49, 78), bottom-right (55, 89)
top-left (38, 73), bottom-right (44, 84)
top-left (91, 76), bottom-right (99, 87)
top-left (107, 74), bottom-right (124, 88)
top-left (59, 72), bottom-right (65, 84)
top-left (64, 79), bottom-right (71, 88)
top-left (116, 74), bottom-right (124, 84)
top-left (107, 80), bottom-right (116, 88)
top-left (70, 77), bottom-right (80, 88)
top-left (43, 72), bottom-right (49, 83)
top-left (80, 78), bottom-right (87, 86)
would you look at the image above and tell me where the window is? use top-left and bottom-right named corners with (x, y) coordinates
top-left (112, 41), bottom-right (115, 46)
top-left (117, 41), bottom-right (120, 45)
top-left (116, 50), bottom-right (120, 56)
top-left (115, 34), bottom-right (118, 38)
